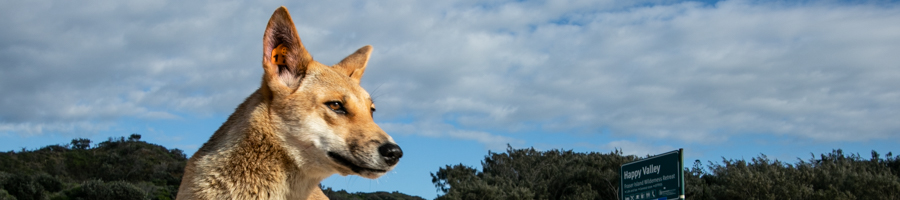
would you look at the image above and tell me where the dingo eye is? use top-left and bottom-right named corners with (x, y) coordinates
top-left (326, 101), bottom-right (347, 114)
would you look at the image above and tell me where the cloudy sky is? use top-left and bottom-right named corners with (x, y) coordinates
top-left (2, 0), bottom-right (899, 198)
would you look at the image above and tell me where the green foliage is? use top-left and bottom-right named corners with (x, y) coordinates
top-left (0, 173), bottom-right (65, 200)
top-left (1, 173), bottom-right (45, 200)
top-left (0, 134), bottom-right (422, 200)
top-left (64, 180), bottom-right (146, 200)
top-left (128, 134), bottom-right (142, 142)
top-left (34, 174), bottom-right (63, 193)
top-left (70, 139), bottom-right (91, 150)
top-left (0, 189), bottom-right (16, 200)
top-left (0, 134), bottom-right (185, 200)
top-left (0, 189), bottom-right (15, 200)
top-left (320, 186), bottom-right (425, 200)
top-left (433, 146), bottom-right (900, 200)
top-left (432, 146), bottom-right (636, 200)
top-left (687, 149), bottom-right (900, 200)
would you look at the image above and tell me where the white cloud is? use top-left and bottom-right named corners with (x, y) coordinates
top-left (371, 0), bottom-right (900, 144)
top-left (0, 0), bottom-right (263, 136)
top-left (449, 130), bottom-right (525, 151)
top-left (0, 122), bottom-right (114, 136)
top-left (596, 140), bottom-right (677, 158)
top-left (380, 120), bottom-right (524, 150)
top-left (2, 0), bottom-right (899, 146)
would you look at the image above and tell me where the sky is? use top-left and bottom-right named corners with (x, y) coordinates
top-left (1, 0), bottom-right (899, 198)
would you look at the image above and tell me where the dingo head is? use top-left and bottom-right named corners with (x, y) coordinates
top-left (261, 7), bottom-right (401, 179)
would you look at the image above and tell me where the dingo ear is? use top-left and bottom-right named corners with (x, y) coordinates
top-left (333, 45), bottom-right (372, 84)
top-left (262, 6), bottom-right (313, 92)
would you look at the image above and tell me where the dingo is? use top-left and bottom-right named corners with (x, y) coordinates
top-left (177, 6), bottom-right (403, 200)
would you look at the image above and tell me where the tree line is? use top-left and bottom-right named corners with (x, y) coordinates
top-left (431, 146), bottom-right (900, 200)
top-left (0, 134), bottom-right (186, 200)
top-left (3, 134), bottom-right (898, 199)
top-left (0, 134), bottom-right (421, 200)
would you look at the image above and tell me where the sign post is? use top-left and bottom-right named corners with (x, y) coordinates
top-left (620, 149), bottom-right (684, 200)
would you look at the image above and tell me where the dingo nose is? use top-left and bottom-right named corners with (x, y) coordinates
top-left (378, 143), bottom-right (403, 165)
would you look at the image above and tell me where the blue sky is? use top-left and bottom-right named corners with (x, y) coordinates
top-left (2, 0), bottom-right (900, 198)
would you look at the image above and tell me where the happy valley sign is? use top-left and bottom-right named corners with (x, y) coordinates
top-left (620, 149), bottom-right (684, 200)
top-left (622, 164), bottom-right (662, 180)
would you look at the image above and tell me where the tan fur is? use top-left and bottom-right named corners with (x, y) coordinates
top-left (177, 6), bottom-right (402, 200)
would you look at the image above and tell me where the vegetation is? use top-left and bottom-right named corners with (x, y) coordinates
top-left (686, 149), bottom-right (900, 199)
top-left (321, 186), bottom-right (425, 200)
top-left (0, 134), bottom-right (425, 200)
top-left (0, 134), bottom-right (185, 200)
top-left (431, 146), bottom-right (637, 200)
top-left (432, 146), bottom-right (900, 200)
top-left (5, 134), bottom-right (898, 199)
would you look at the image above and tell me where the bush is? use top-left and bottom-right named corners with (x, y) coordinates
top-left (1, 174), bottom-right (45, 200)
top-left (65, 180), bottom-right (146, 200)
top-left (434, 147), bottom-right (900, 200)
top-left (0, 189), bottom-right (16, 200)
top-left (34, 174), bottom-right (63, 193)
top-left (70, 139), bottom-right (91, 150)
top-left (432, 146), bottom-right (633, 200)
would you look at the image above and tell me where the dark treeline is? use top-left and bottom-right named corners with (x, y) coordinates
top-left (432, 146), bottom-right (900, 200)
top-left (321, 187), bottom-right (425, 200)
top-left (431, 146), bottom-right (636, 200)
top-left (686, 149), bottom-right (900, 199)
top-left (4, 135), bottom-right (899, 199)
top-left (0, 134), bottom-right (423, 200)
top-left (0, 134), bottom-right (186, 200)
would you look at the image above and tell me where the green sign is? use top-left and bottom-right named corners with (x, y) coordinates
top-left (620, 149), bottom-right (684, 200)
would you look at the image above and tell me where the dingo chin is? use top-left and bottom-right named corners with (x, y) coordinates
top-left (177, 6), bottom-right (402, 200)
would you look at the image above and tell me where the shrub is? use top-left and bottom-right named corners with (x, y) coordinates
top-left (34, 174), bottom-right (63, 193)
top-left (1, 174), bottom-right (45, 200)
top-left (66, 180), bottom-right (146, 200)
top-left (0, 189), bottom-right (16, 200)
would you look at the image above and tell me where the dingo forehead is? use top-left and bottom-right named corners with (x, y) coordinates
top-left (300, 63), bottom-right (373, 102)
